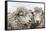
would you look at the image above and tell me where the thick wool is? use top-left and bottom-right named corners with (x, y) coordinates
top-left (7, 7), bottom-right (33, 29)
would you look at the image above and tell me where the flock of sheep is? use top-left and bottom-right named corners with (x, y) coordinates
top-left (7, 6), bottom-right (45, 30)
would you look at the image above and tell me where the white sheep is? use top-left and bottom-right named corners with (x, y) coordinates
top-left (7, 7), bottom-right (33, 29)
top-left (33, 7), bottom-right (44, 28)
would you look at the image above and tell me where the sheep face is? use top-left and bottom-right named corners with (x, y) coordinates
top-left (33, 7), bottom-right (43, 25)
top-left (16, 7), bottom-right (33, 24)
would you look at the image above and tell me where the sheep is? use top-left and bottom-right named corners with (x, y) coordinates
top-left (32, 7), bottom-right (45, 28)
top-left (7, 7), bottom-right (33, 30)
top-left (7, 7), bottom-right (45, 29)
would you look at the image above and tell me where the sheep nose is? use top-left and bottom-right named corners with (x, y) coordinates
top-left (36, 20), bottom-right (39, 24)
top-left (24, 24), bottom-right (27, 26)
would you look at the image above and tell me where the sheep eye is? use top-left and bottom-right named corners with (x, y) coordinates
top-left (29, 20), bottom-right (31, 22)
top-left (17, 13), bottom-right (19, 16)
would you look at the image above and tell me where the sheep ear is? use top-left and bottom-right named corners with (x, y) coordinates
top-left (41, 10), bottom-right (44, 16)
